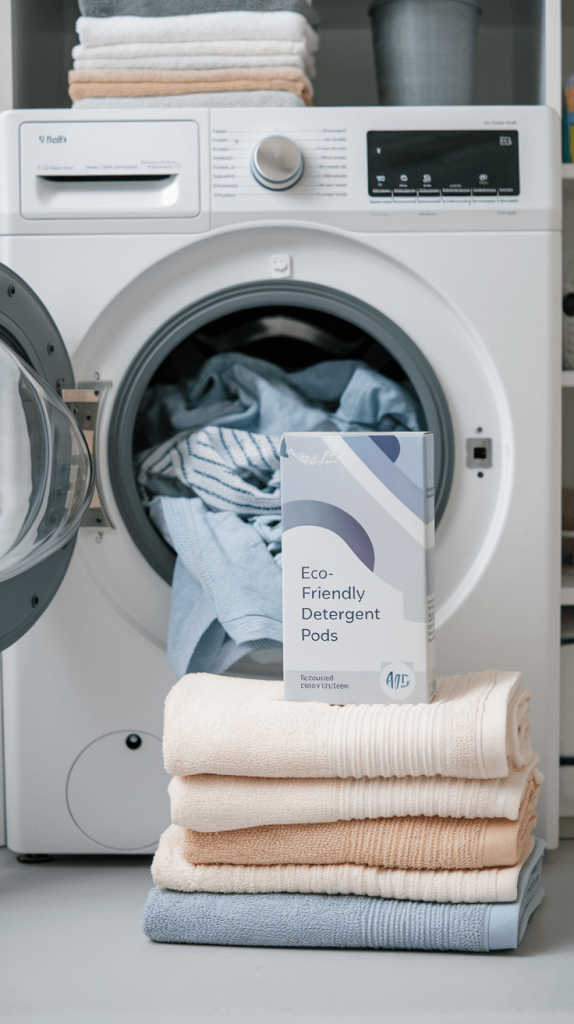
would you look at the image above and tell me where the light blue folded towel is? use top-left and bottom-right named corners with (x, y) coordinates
top-left (143, 838), bottom-right (546, 951)
top-left (138, 353), bottom-right (425, 676)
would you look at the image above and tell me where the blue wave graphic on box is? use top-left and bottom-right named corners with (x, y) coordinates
top-left (282, 500), bottom-right (375, 572)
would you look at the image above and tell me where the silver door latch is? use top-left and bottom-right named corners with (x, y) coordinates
top-left (62, 386), bottom-right (113, 529)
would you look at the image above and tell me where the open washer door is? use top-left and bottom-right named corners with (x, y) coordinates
top-left (0, 264), bottom-right (93, 651)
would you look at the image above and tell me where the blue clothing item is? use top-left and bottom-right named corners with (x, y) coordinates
top-left (138, 353), bottom-right (425, 450)
top-left (151, 496), bottom-right (282, 678)
top-left (143, 838), bottom-right (546, 951)
top-left (140, 354), bottom-right (425, 676)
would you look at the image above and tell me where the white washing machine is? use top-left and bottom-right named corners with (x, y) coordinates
top-left (0, 105), bottom-right (561, 853)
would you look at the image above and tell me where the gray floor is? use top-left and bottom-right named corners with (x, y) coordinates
top-left (1, 841), bottom-right (573, 1024)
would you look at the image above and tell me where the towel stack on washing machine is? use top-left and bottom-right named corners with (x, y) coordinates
top-left (143, 669), bottom-right (546, 951)
top-left (69, 1), bottom-right (318, 108)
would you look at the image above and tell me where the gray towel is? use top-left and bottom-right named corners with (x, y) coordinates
top-left (72, 90), bottom-right (306, 107)
top-left (143, 837), bottom-right (546, 950)
top-left (78, 1), bottom-right (320, 27)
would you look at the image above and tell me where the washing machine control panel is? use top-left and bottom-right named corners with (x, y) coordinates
top-left (367, 130), bottom-right (520, 200)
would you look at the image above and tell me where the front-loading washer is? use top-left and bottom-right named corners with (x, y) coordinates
top-left (0, 105), bottom-right (561, 852)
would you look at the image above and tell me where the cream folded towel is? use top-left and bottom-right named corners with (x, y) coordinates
top-left (76, 13), bottom-right (320, 48)
top-left (72, 40), bottom-right (313, 59)
top-left (173, 791), bottom-right (537, 870)
top-left (152, 824), bottom-right (535, 902)
top-left (163, 671), bottom-right (532, 780)
top-left (68, 68), bottom-right (313, 104)
top-left (170, 761), bottom-right (542, 831)
top-left (73, 54), bottom-right (316, 77)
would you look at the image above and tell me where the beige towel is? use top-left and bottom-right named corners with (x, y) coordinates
top-left (170, 761), bottom-right (542, 832)
top-left (163, 671), bottom-right (532, 780)
top-left (152, 824), bottom-right (536, 903)
top-left (174, 792), bottom-right (537, 870)
top-left (68, 67), bottom-right (313, 104)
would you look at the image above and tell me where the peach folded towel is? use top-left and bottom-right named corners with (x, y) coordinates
top-left (174, 791), bottom-right (537, 871)
top-left (163, 671), bottom-right (532, 780)
top-left (169, 760), bottom-right (542, 832)
top-left (68, 67), bottom-right (313, 104)
top-left (152, 824), bottom-right (535, 903)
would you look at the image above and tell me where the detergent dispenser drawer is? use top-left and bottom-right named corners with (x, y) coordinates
top-left (19, 119), bottom-right (200, 219)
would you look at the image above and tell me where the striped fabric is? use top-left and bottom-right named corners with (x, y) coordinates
top-left (139, 426), bottom-right (281, 515)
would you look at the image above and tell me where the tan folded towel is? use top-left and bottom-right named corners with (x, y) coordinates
top-left (163, 671), bottom-right (532, 780)
top-left (170, 761), bottom-right (542, 832)
top-left (170, 793), bottom-right (537, 871)
top-left (152, 824), bottom-right (536, 903)
top-left (68, 67), bottom-right (313, 104)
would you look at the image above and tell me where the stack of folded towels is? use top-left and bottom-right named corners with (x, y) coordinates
top-left (70, 1), bottom-right (318, 108)
top-left (144, 669), bottom-right (546, 951)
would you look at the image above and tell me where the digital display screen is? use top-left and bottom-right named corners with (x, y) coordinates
top-left (367, 130), bottom-right (519, 197)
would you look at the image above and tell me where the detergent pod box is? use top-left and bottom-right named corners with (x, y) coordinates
top-left (280, 432), bottom-right (435, 704)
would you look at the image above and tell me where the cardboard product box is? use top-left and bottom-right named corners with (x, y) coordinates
top-left (281, 432), bottom-right (435, 704)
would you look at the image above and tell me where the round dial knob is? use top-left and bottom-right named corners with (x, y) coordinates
top-left (250, 136), bottom-right (304, 191)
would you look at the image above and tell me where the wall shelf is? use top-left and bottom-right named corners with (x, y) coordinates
top-left (562, 371), bottom-right (574, 386)
top-left (563, 164), bottom-right (574, 177)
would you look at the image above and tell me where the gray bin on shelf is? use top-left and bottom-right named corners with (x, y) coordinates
top-left (368, 0), bottom-right (482, 107)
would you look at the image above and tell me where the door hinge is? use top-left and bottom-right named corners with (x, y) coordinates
top-left (62, 386), bottom-right (114, 529)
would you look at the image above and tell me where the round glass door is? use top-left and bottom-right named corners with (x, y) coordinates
top-left (0, 340), bottom-right (93, 582)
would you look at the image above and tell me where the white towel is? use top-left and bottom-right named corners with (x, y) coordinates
top-left (169, 760), bottom-right (543, 832)
top-left (76, 12), bottom-right (320, 48)
top-left (163, 670), bottom-right (532, 780)
top-left (152, 823), bottom-right (536, 903)
top-left (73, 54), bottom-right (315, 76)
top-left (72, 92), bottom-right (306, 108)
top-left (72, 39), bottom-right (313, 59)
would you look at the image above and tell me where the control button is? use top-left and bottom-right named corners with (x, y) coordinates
top-left (372, 188), bottom-right (392, 196)
top-left (473, 187), bottom-right (497, 195)
top-left (250, 136), bottom-right (304, 191)
top-left (441, 188), bottom-right (471, 197)
top-left (392, 188), bottom-right (417, 198)
top-left (498, 187), bottom-right (517, 195)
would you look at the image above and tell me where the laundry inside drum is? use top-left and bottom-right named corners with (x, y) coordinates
top-left (115, 296), bottom-right (451, 683)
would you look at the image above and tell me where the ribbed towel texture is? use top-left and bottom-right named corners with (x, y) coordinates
top-left (148, 669), bottom-right (543, 948)
top-left (152, 822), bottom-right (535, 902)
top-left (166, 791), bottom-right (537, 870)
top-left (144, 838), bottom-right (546, 950)
top-left (163, 671), bottom-right (532, 780)
top-left (169, 760), bottom-right (542, 831)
